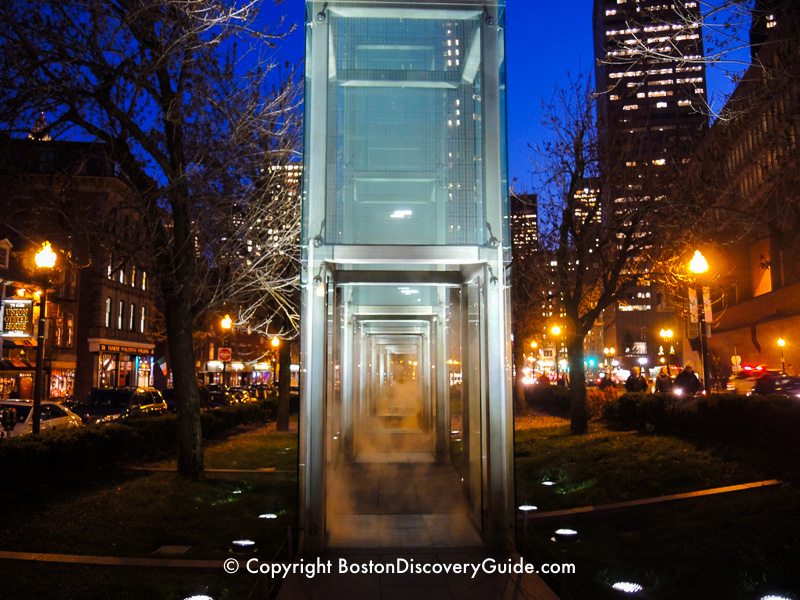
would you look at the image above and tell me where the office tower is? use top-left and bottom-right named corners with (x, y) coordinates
top-left (593, 0), bottom-right (709, 369)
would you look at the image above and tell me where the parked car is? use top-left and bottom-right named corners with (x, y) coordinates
top-left (0, 399), bottom-right (83, 438)
top-left (727, 368), bottom-right (778, 394)
top-left (208, 391), bottom-right (238, 408)
top-left (773, 376), bottom-right (800, 398)
top-left (160, 387), bottom-right (177, 413)
top-left (228, 387), bottom-right (253, 403)
top-left (72, 387), bottom-right (168, 424)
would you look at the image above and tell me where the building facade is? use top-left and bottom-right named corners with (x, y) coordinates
top-left (697, 3), bottom-right (800, 374)
top-left (1, 136), bottom-right (159, 400)
top-left (593, 0), bottom-right (709, 370)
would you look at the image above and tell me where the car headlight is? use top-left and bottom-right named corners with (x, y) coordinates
top-left (674, 388), bottom-right (683, 396)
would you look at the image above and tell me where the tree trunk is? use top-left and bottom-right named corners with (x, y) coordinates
top-left (276, 339), bottom-right (291, 431)
top-left (512, 337), bottom-right (528, 413)
top-left (567, 338), bottom-right (589, 434)
top-left (164, 287), bottom-right (204, 477)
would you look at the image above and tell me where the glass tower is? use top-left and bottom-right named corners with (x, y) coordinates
top-left (300, 0), bottom-right (512, 553)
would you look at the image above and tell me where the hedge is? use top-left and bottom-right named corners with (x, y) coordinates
top-left (0, 401), bottom-right (276, 491)
top-left (524, 384), bottom-right (615, 420)
top-left (602, 392), bottom-right (800, 450)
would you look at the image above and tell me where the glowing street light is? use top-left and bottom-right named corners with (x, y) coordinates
top-left (688, 250), bottom-right (712, 392)
top-left (271, 337), bottom-right (280, 348)
top-left (551, 326), bottom-right (563, 380)
top-left (778, 338), bottom-right (786, 373)
top-left (34, 242), bottom-right (57, 269)
top-left (220, 314), bottom-right (232, 330)
top-left (32, 242), bottom-right (58, 434)
top-left (688, 250), bottom-right (708, 274)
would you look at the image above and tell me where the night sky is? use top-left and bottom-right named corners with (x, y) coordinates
top-left (270, 1), bottom-right (744, 193)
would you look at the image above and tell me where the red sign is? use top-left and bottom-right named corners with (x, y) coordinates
top-left (218, 347), bottom-right (232, 362)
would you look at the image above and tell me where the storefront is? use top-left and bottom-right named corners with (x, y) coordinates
top-left (89, 341), bottom-right (155, 389)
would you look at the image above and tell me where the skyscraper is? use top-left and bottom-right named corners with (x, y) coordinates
top-left (593, 0), bottom-right (709, 369)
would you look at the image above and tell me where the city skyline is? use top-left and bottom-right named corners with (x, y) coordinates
top-left (269, 1), bottom-right (748, 191)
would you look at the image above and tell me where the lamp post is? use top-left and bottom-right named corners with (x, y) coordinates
top-left (32, 242), bottom-right (57, 434)
top-left (689, 251), bottom-right (712, 392)
top-left (603, 347), bottom-right (615, 369)
top-left (551, 326), bottom-right (562, 379)
top-left (659, 329), bottom-right (674, 367)
top-left (220, 314), bottom-right (232, 387)
top-left (271, 336), bottom-right (280, 386)
top-left (778, 338), bottom-right (786, 373)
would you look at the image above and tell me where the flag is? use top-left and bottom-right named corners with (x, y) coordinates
top-left (156, 356), bottom-right (168, 375)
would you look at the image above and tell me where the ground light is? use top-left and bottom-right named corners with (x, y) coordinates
top-left (542, 481), bottom-right (556, 486)
top-left (518, 505), bottom-right (537, 512)
top-left (612, 582), bottom-right (643, 593)
top-left (259, 513), bottom-right (278, 519)
top-left (761, 596), bottom-right (793, 600)
top-left (184, 596), bottom-right (213, 600)
top-left (231, 539), bottom-right (257, 553)
top-left (553, 528), bottom-right (579, 543)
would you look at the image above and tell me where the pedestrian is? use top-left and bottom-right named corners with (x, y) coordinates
top-left (537, 372), bottom-right (551, 386)
top-left (599, 372), bottom-right (615, 391)
top-left (625, 366), bottom-right (648, 393)
top-left (786, 364), bottom-right (796, 376)
top-left (654, 365), bottom-right (673, 393)
top-left (673, 364), bottom-right (701, 396)
top-left (752, 371), bottom-right (775, 395)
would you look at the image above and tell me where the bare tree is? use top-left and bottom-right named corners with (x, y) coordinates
top-left (530, 74), bottom-right (696, 434)
top-left (0, 0), bottom-right (300, 476)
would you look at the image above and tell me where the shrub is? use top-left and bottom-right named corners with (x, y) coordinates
top-left (602, 392), bottom-right (800, 450)
top-left (0, 401), bottom-right (275, 491)
top-left (525, 384), bottom-right (571, 417)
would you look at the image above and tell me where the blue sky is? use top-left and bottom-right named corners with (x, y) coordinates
top-left (271, 1), bottom-right (746, 192)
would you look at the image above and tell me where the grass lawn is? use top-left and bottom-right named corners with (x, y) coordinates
top-left (516, 417), bottom-right (800, 599)
top-left (0, 422), bottom-right (299, 599)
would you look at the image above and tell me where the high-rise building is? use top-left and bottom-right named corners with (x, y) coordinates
top-left (593, 0), bottom-right (709, 370)
top-left (509, 192), bottom-right (538, 260)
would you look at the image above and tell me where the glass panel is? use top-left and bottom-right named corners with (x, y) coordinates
top-left (325, 13), bottom-right (485, 245)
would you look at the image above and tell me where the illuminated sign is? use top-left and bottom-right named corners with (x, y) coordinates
top-left (2, 300), bottom-right (34, 338)
top-left (99, 344), bottom-right (154, 355)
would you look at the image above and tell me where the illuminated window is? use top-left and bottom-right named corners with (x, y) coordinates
top-left (652, 159), bottom-right (666, 166)
top-left (140, 306), bottom-right (146, 333)
top-left (623, 104), bottom-right (639, 111)
top-left (656, 101), bottom-right (668, 108)
top-left (678, 99), bottom-right (692, 106)
top-left (141, 271), bottom-right (147, 290)
top-left (129, 303), bottom-right (135, 331)
top-left (66, 313), bottom-right (74, 347)
top-left (117, 300), bottom-right (124, 329)
top-left (105, 297), bottom-right (112, 328)
top-left (130, 266), bottom-right (136, 287)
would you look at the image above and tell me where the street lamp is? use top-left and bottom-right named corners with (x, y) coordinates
top-left (603, 347), bottom-right (615, 369)
top-left (33, 242), bottom-right (57, 434)
top-left (660, 329), bottom-right (674, 366)
top-left (220, 314), bottom-right (232, 386)
top-left (778, 338), bottom-right (786, 373)
top-left (551, 326), bottom-right (562, 379)
top-left (688, 250), bottom-right (712, 392)
top-left (270, 337), bottom-right (280, 387)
